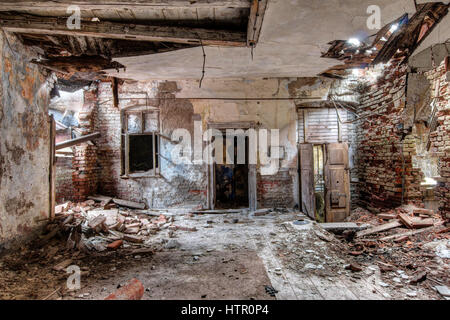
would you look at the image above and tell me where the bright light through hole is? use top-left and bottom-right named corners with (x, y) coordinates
top-left (348, 38), bottom-right (361, 46)
top-left (389, 24), bottom-right (399, 33)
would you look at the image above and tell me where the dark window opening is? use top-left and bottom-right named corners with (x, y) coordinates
top-left (129, 134), bottom-right (159, 173)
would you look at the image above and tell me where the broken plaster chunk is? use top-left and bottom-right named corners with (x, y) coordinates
top-left (123, 234), bottom-right (144, 243)
top-left (435, 285), bottom-right (450, 298)
top-left (88, 215), bottom-right (106, 230)
top-left (165, 239), bottom-right (181, 249)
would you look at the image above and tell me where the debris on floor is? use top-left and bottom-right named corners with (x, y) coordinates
top-left (52, 196), bottom-right (201, 254)
top-left (105, 278), bottom-right (144, 300)
top-left (335, 206), bottom-right (449, 298)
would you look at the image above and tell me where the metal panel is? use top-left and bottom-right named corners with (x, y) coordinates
top-left (298, 108), bottom-right (349, 144)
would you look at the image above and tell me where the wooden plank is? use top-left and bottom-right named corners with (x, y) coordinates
top-left (356, 219), bottom-right (402, 238)
top-left (372, 3), bottom-right (449, 65)
top-left (411, 218), bottom-right (434, 229)
top-left (380, 222), bottom-right (444, 241)
top-left (113, 198), bottom-right (146, 209)
top-left (398, 213), bottom-right (415, 229)
top-left (247, 0), bottom-right (268, 46)
top-left (55, 132), bottom-right (100, 150)
top-left (49, 116), bottom-right (56, 221)
top-left (378, 213), bottom-right (398, 220)
top-left (0, 0), bottom-right (252, 10)
top-left (88, 195), bottom-right (113, 203)
top-left (0, 12), bottom-right (247, 47)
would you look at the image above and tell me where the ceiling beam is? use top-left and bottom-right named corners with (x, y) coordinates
top-left (0, 0), bottom-right (252, 10)
top-left (247, 0), bottom-right (268, 46)
top-left (0, 13), bottom-right (247, 47)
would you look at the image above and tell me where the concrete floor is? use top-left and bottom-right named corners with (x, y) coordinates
top-left (64, 211), bottom-right (438, 300)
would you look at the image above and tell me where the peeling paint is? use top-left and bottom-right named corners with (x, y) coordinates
top-left (0, 32), bottom-right (51, 247)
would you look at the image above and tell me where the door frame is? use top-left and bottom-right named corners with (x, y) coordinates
top-left (207, 122), bottom-right (257, 211)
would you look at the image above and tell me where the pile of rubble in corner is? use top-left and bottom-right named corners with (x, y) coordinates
top-left (321, 206), bottom-right (449, 299)
top-left (47, 195), bottom-right (197, 255)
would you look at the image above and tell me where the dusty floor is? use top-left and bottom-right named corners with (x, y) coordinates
top-left (0, 209), bottom-right (448, 300)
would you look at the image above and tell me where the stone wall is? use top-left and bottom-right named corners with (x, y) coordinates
top-left (0, 33), bottom-right (52, 248)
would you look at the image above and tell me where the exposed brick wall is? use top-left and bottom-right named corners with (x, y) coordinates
top-left (55, 156), bottom-right (74, 204)
top-left (95, 81), bottom-right (207, 208)
top-left (257, 169), bottom-right (294, 208)
top-left (71, 85), bottom-right (100, 202)
top-left (426, 60), bottom-right (450, 220)
top-left (355, 62), bottom-right (424, 209)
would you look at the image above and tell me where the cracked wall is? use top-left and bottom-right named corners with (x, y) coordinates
top-left (0, 32), bottom-right (52, 248)
top-left (93, 78), bottom-right (301, 209)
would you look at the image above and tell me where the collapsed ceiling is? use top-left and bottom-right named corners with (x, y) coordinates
top-left (0, 0), bottom-right (448, 81)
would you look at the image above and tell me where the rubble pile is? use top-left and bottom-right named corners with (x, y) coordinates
top-left (53, 195), bottom-right (198, 253)
top-left (340, 206), bottom-right (449, 299)
top-left (0, 196), bottom-right (201, 300)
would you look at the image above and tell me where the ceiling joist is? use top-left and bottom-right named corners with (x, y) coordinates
top-left (247, 0), bottom-right (268, 47)
top-left (0, 0), bottom-right (252, 10)
top-left (0, 12), bottom-right (247, 47)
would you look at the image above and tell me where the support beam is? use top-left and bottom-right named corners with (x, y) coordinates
top-left (0, 13), bottom-right (247, 47)
top-left (247, 0), bottom-right (268, 46)
top-left (0, 0), bottom-right (252, 10)
top-left (56, 132), bottom-right (100, 150)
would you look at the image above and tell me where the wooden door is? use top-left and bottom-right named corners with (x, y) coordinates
top-left (325, 143), bottom-right (350, 222)
top-left (299, 144), bottom-right (315, 219)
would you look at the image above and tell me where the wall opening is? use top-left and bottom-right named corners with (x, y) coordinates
top-left (128, 134), bottom-right (159, 173)
top-left (215, 134), bottom-right (249, 209)
top-left (313, 145), bottom-right (325, 222)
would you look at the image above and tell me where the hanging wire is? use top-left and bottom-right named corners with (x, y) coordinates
top-left (199, 39), bottom-right (206, 88)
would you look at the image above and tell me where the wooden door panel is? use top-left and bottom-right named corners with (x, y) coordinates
top-left (325, 143), bottom-right (350, 222)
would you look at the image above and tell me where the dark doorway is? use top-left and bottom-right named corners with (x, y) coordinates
top-left (215, 134), bottom-right (249, 209)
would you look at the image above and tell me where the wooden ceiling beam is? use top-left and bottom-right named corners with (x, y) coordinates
top-left (247, 0), bottom-right (268, 46)
top-left (0, 0), bottom-right (252, 10)
top-left (0, 13), bottom-right (247, 47)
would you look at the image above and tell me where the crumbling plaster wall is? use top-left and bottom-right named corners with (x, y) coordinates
top-left (96, 80), bottom-right (207, 209)
top-left (0, 33), bottom-right (52, 248)
top-left (95, 78), bottom-right (306, 209)
top-left (180, 79), bottom-right (299, 208)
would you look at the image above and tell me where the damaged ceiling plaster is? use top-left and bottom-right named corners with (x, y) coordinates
top-left (106, 0), bottom-right (420, 80)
